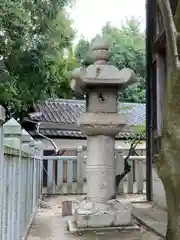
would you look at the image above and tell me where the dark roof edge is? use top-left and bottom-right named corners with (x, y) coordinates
top-left (31, 133), bottom-right (146, 140)
top-left (38, 98), bottom-right (146, 106)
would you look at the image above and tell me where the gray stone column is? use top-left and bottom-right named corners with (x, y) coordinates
top-left (87, 135), bottom-right (115, 203)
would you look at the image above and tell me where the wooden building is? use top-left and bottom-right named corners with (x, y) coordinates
top-left (23, 98), bottom-right (146, 150)
top-left (146, 0), bottom-right (178, 206)
top-left (22, 98), bottom-right (146, 191)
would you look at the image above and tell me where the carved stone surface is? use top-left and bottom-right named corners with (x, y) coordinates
top-left (74, 199), bottom-right (132, 228)
top-left (87, 166), bottom-right (115, 202)
top-left (78, 112), bottom-right (126, 136)
top-left (86, 135), bottom-right (116, 202)
top-left (87, 87), bottom-right (118, 113)
top-left (71, 39), bottom-right (137, 92)
top-left (71, 67), bottom-right (86, 93)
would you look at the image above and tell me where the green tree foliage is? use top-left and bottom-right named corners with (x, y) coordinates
top-left (74, 37), bottom-right (92, 67)
top-left (74, 18), bottom-right (145, 103)
top-left (0, 0), bottom-right (77, 119)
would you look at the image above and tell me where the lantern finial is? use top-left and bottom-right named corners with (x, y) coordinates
top-left (91, 37), bottom-right (109, 64)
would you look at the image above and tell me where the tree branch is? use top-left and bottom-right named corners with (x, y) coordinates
top-left (157, 0), bottom-right (180, 68)
top-left (115, 131), bottom-right (145, 189)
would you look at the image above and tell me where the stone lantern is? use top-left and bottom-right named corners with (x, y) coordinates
top-left (68, 37), bottom-right (137, 231)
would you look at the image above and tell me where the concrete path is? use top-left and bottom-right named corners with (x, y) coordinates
top-left (132, 203), bottom-right (167, 238)
top-left (27, 196), bottom-right (163, 240)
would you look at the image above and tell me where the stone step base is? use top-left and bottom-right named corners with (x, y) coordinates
top-left (67, 219), bottom-right (140, 235)
top-left (74, 199), bottom-right (134, 228)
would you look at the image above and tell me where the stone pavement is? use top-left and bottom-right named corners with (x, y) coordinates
top-left (132, 202), bottom-right (167, 238)
top-left (27, 195), bottom-right (163, 240)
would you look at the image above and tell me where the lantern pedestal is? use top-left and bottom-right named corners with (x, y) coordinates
top-left (74, 199), bottom-right (132, 228)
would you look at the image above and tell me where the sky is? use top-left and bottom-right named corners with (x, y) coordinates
top-left (69, 0), bottom-right (146, 43)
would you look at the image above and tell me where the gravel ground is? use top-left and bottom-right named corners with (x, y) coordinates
top-left (27, 196), bottom-right (162, 240)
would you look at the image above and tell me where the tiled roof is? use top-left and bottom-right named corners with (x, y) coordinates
top-left (29, 129), bottom-right (144, 140)
top-left (33, 99), bottom-right (145, 125)
top-left (34, 99), bottom-right (85, 124)
top-left (29, 99), bottom-right (146, 139)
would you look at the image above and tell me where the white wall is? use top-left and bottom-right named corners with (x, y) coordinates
top-left (41, 138), bottom-right (146, 150)
top-left (152, 166), bottom-right (167, 210)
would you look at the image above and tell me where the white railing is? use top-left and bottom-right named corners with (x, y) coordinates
top-left (0, 117), bottom-right (43, 240)
top-left (43, 146), bottom-right (146, 195)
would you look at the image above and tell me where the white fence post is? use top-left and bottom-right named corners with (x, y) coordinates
top-left (0, 106), bottom-right (5, 239)
top-left (33, 140), bottom-right (43, 201)
top-left (77, 145), bottom-right (86, 194)
top-left (21, 129), bottom-right (33, 238)
top-left (115, 146), bottom-right (124, 194)
top-left (127, 159), bottom-right (134, 194)
top-left (21, 130), bottom-right (42, 240)
top-left (3, 118), bottom-right (22, 240)
top-left (30, 140), bottom-right (42, 203)
top-left (136, 160), bottom-right (144, 194)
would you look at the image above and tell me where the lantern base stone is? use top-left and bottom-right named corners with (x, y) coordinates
top-left (67, 219), bottom-right (140, 235)
top-left (67, 199), bottom-right (136, 232)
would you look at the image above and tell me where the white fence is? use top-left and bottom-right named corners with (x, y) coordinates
top-left (0, 109), bottom-right (146, 238)
top-left (0, 116), bottom-right (43, 240)
top-left (43, 146), bottom-right (146, 195)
